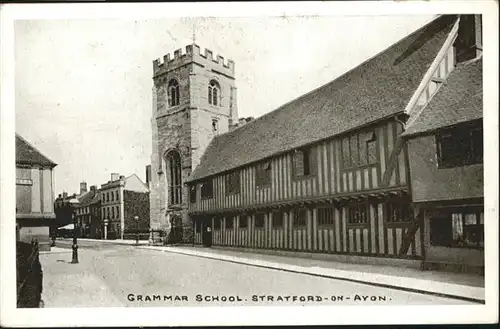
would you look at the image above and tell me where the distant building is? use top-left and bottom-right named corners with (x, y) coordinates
top-left (54, 192), bottom-right (76, 234)
top-left (74, 184), bottom-right (101, 238)
top-left (100, 173), bottom-right (150, 239)
top-left (16, 134), bottom-right (57, 251)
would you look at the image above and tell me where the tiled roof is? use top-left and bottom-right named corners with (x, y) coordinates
top-left (402, 58), bottom-right (483, 137)
top-left (187, 15), bottom-right (457, 183)
top-left (77, 190), bottom-right (99, 207)
top-left (15, 134), bottom-right (57, 168)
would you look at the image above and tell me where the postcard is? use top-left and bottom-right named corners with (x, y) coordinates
top-left (1, 1), bottom-right (498, 327)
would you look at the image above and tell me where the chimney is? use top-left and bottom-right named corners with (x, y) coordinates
top-left (455, 15), bottom-right (482, 63)
top-left (229, 86), bottom-right (238, 128)
top-left (90, 185), bottom-right (97, 194)
top-left (111, 173), bottom-right (120, 181)
top-left (146, 165), bottom-right (152, 186)
top-left (80, 181), bottom-right (88, 194)
top-left (62, 192), bottom-right (68, 199)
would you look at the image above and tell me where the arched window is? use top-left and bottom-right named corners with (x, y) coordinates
top-left (208, 80), bottom-right (221, 106)
top-left (166, 150), bottom-right (182, 205)
top-left (168, 79), bottom-right (180, 107)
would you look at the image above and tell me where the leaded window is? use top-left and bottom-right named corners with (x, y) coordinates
top-left (168, 79), bottom-right (180, 106)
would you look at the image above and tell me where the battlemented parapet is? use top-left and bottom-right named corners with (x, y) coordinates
top-left (153, 44), bottom-right (235, 78)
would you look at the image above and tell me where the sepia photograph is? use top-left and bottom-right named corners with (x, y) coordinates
top-left (1, 1), bottom-right (498, 327)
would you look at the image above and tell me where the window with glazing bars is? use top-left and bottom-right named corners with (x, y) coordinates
top-left (386, 202), bottom-right (411, 222)
top-left (225, 216), bottom-right (234, 229)
top-left (293, 208), bottom-right (307, 228)
top-left (214, 217), bottom-right (221, 230)
top-left (436, 120), bottom-right (483, 168)
top-left (208, 80), bottom-right (221, 106)
top-left (256, 162), bottom-right (272, 187)
top-left (317, 207), bottom-right (334, 226)
top-left (342, 131), bottom-right (377, 168)
top-left (255, 213), bottom-right (265, 229)
top-left (272, 211), bottom-right (284, 228)
top-left (201, 179), bottom-right (214, 199)
top-left (293, 148), bottom-right (315, 178)
top-left (239, 216), bottom-right (248, 229)
top-left (167, 151), bottom-right (182, 204)
top-left (347, 204), bottom-right (369, 224)
top-left (225, 171), bottom-right (240, 195)
top-left (168, 79), bottom-right (180, 106)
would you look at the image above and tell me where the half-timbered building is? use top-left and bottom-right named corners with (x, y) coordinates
top-left (150, 14), bottom-right (483, 268)
top-left (402, 15), bottom-right (483, 272)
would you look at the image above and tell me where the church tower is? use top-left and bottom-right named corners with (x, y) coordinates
top-left (149, 44), bottom-right (238, 242)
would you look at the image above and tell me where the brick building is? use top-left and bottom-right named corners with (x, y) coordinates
top-left (16, 134), bottom-right (57, 251)
top-left (150, 15), bottom-right (484, 271)
top-left (74, 183), bottom-right (102, 238)
top-left (100, 173), bottom-right (150, 239)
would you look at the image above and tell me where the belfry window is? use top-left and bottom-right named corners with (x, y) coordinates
top-left (168, 79), bottom-right (180, 107)
top-left (208, 80), bottom-right (221, 106)
top-left (166, 151), bottom-right (182, 205)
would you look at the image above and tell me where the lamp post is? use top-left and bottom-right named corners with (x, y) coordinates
top-left (69, 198), bottom-right (80, 264)
top-left (103, 219), bottom-right (109, 240)
top-left (134, 216), bottom-right (139, 245)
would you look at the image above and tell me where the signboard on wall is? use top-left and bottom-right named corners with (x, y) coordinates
top-left (16, 179), bottom-right (33, 186)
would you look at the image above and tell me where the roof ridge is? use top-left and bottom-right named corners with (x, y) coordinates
top-left (216, 15), bottom-right (448, 138)
top-left (124, 173), bottom-right (149, 190)
top-left (405, 58), bottom-right (482, 129)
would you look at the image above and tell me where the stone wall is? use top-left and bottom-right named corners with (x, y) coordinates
top-left (150, 44), bottom-right (238, 243)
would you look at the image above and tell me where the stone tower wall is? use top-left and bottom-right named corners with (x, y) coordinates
top-left (150, 44), bottom-right (238, 243)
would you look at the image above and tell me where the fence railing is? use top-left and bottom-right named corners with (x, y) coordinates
top-left (123, 233), bottom-right (150, 241)
top-left (16, 240), bottom-right (43, 308)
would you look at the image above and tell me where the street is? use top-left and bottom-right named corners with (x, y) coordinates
top-left (40, 240), bottom-right (474, 307)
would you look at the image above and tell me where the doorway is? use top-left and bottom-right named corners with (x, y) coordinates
top-left (202, 217), bottom-right (212, 247)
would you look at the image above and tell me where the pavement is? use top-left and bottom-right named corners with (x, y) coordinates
top-left (61, 238), bottom-right (484, 304)
top-left (39, 239), bottom-right (480, 308)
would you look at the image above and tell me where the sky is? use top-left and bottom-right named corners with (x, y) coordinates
top-left (15, 14), bottom-right (437, 195)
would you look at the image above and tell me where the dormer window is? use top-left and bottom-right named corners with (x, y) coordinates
top-left (293, 147), bottom-right (315, 178)
top-left (168, 79), bottom-right (180, 107)
top-left (201, 179), bottom-right (214, 199)
top-left (342, 131), bottom-right (377, 168)
top-left (256, 161), bottom-right (272, 187)
top-left (208, 80), bottom-right (221, 106)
